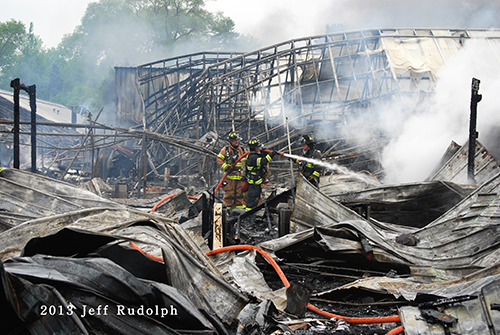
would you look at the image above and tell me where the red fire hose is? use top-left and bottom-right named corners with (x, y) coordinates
top-left (131, 242), bottom-right (402, 330)
top-left (207, 245), bottom-right (401, 325)
top-left (150, 194), bottom-right (199, 213)
top-left (386, 325), bottom-right (405, 335)
top-left (213, 151), bottom-right (249, 199)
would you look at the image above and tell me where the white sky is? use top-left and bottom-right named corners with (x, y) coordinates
top-left (1, 0), bottom-right (498, 49)
top-left (0, 0), bottom-right (93, 48)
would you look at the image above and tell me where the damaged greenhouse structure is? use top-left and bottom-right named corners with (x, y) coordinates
top-left (1, 28), bottom-right (500, 334)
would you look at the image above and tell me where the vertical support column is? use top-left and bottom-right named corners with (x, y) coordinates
top-left (278, 207), bottom-right (292, 237)
top-left (27, 85), bottom-right (37, 173)
top-left (9, 78), bottom-right (20, 169)
top-left (142, 131), bottom-right (148, 198)
top-left (213, 202), bottom-right (224, 250)
top-left (468, 78), bottom-right (482, 184)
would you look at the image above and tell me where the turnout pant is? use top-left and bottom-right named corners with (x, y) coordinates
top-left (246, 183), bottom-right (263, 210)
top-left (222, 179), bottom-right (247, 209)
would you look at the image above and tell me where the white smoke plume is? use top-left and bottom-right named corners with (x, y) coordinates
top-left (207, 0), bottom-right (500, 49)
top-left (377, 38), bottom-right (500, 183)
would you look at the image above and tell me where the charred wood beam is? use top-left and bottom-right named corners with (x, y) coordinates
top-left (9, 79), bottom-right (21, 169)
top-left (9, 79), bottom-right (37, 172)
top-left (468, 78), bottom-right (482, 184)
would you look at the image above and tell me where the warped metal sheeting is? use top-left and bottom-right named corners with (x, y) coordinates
top-left (276, 170), bottom-right (500, 270)
top-left (0, 168), bottom-right (126, 231)
top-left (427, 139), bottom-right (500, 185)
top-left (0, 207), bottom-right (248, 333)
top-left (327, 179), bottom-right (474, 227)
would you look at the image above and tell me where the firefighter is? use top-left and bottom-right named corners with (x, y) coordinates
top-left (244, 138), bottom-right (276, 211)
top-left (216, 131), bottom-right (247, 210)
top-left (295, 134), bottom-right (322, 188)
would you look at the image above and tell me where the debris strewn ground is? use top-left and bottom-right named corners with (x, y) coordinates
top-left (1, 138), bottom-right (500, 334)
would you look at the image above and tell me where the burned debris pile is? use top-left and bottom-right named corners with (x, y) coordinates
top-left (1, 136), bottom-right (500, 334)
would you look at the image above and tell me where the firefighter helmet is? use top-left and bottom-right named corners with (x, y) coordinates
top-left (228, 131), bottom-right (242, 141)
top-left (301, 134), bottom-right (315, 146)
top-left (248, 137), bottom-right (261, 150)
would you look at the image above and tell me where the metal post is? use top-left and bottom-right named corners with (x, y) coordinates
top-left (468, 78), bottom-right (482, 184)
top-left (89, 112), bottom-right (95, 177)
top-left (9, 79), bottom-right (20, 169)
top-left (142, 131), bottom-right (148, 198)
top-left (27, 85), bottom-right (37, 173)
top-left (278, 208), bottom-right (292, 237)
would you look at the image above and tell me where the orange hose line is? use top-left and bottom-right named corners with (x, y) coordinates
top-left (150, 194), bottom-right (175, 213)
top-left (130, 241), bottom-right (164, 262)
top-left (306, 303), bottom-right (401, 324)
top-left (149, 194), bottom-right (199, 213)
top-left (386, 325), bottom-right (405, 335)
top-left (129, 242), bottom-right (402, 325)
top-left (207, 245), bottom-right (401, 325)
top-left (206, 245), bottom-right (290, 287)
top-left (214, 151), bottom-right (249, 199)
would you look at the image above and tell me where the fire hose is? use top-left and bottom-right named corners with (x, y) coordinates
top-left (146, 151), bottom-right (403, 334)
top-left (130, 242), bottom-right (402, 333)
top-left (150, 194), bottom-right (199, 213)
top-left (213, 151), bottom-right (249, 199)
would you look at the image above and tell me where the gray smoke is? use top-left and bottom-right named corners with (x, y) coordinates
top-left (228, 0), bottom-right (500, 48)
top-left (333, 37), bottom-right (500, 184)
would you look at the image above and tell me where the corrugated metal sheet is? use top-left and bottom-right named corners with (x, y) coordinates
top-left (0, 168), bottom-right (125, 231)
top-left (399, 278), bottom-right (500, 334)
top-left (267, 171), bottom-right (500, 270)
top-left (327, 180), bottom-right (474, 227)
top-left (0, 207), bottom-right (248, 332)
top-left (427, 139), bottom-right (500, 185)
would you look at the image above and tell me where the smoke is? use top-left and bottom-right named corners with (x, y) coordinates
top-left (330, 0), bottom-right (500, 31)
top-left (207, 0), bottom-right (500, 49)
top-left (349, 38), bottom-right (500, 184)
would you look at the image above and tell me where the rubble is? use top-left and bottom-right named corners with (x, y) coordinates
top-left (1, 132), bottom-right (500, 334)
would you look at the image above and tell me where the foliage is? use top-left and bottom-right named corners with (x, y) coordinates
top-left (0, 0), bottom-right (254, 121)
top-left (0, 19), bottom-right (27, 71)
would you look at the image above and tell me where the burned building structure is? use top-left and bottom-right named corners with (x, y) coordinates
top-left (115, 28), bottom-right (500, 189)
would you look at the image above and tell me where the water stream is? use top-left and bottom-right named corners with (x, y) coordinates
top-left (282, 152), bottom-right (378, 185)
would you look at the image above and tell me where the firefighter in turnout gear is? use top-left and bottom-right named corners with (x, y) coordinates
top-left (244, 138), bottom-right (276, 210)
top-left (296, 134), bottom-right (322, 188)
top-left (216, 131), bottom-right (247, 210)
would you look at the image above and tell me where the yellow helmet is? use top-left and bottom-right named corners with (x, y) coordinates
top-left (248, 137), bottom-right (261, 150)
top-left (228, 131), bottom-right (242, 141)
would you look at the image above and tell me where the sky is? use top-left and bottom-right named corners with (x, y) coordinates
top-left (1, 0), bottom-right (499, 49)
top-left (0, 0), bottom-right (92, 48)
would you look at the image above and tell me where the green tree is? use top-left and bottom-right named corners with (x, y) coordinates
top-left (0, 20), bottom-right (58, 100)
top-left (0, 20), bottom-right (27, 87)
top-left (54, 0), bottom-right (246, 112)
top-left (0, 20), bottom-right (26, 67)
top-left (1, 1), bottom-right (255, 117)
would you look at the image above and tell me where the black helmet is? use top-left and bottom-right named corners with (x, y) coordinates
top-left (301, 134), bottom-right (315, 146)
top-left (248, 137), bottom-right (261, 150)
top-left (228, 131), bottom-right (242, 141)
